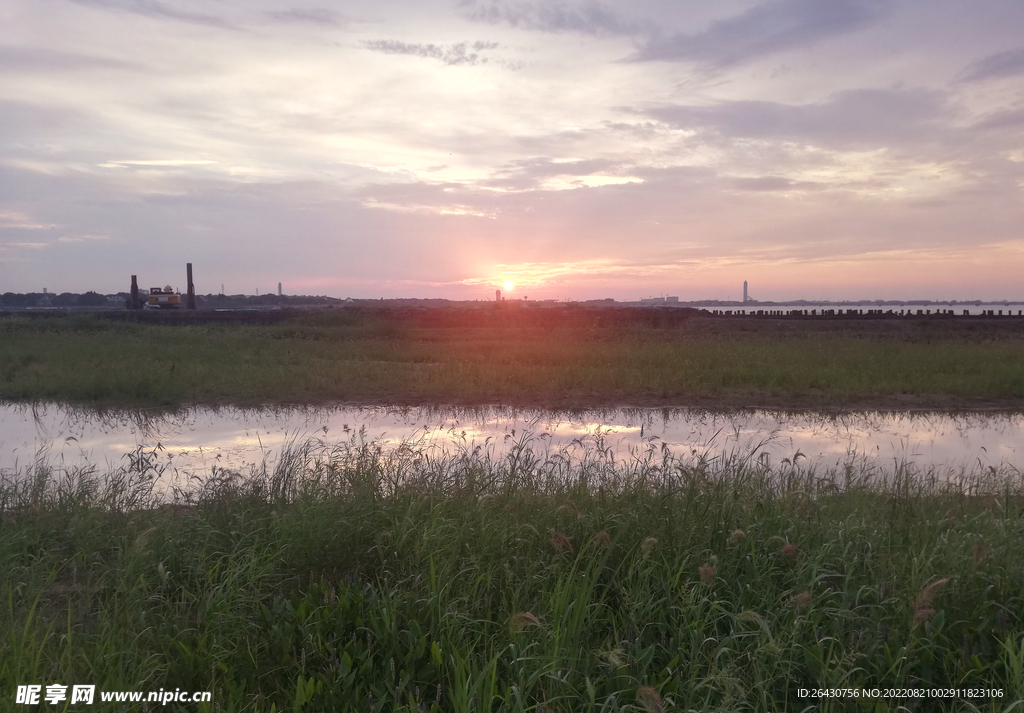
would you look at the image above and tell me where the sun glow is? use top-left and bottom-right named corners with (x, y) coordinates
top-left (503, 280), bottom-right (515, 291)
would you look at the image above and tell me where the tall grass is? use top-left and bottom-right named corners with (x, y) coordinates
top-left (2, 433), bottom-right (1022, 711)
top-left (2, 312), bottom-right (1024, 407)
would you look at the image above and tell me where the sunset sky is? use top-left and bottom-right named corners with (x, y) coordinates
top-left (1, 0), bottom-right (1023, 301)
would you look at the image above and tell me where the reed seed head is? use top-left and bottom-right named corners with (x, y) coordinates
top-left (548, 529), bottom-right (574, 554)
top-left (790, 591), bottom-right (813, 609)
top-left (596, 531), bottom-right (612, 548)
top-left (972, 542), bottom-right (992, 568)
top-left (635, 686), bottom-right (664, 713)
top-left (699, 563), bottom-right (716, 587)
top-left (641, 536), bottom-right (658, 556)
top-left (913, 578), bottom-right (950, 624)
top-left (780, 543), bottom-right (800, 561)
top-left (508, 612), bottom-right (541, 631)
top-left (729, 529), bottom-right (746, 543)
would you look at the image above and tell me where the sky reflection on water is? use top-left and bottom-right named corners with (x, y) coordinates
top-left (2, 403), bottom-right (1022, 481)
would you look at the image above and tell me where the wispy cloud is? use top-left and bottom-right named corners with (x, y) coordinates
top-left (266, 8), bottom-right (344, 26)
top-left (0, 45), bottom-right (137, 72)
top-left (640, 88), bottom-right (951, 150)
top-left (57, 233), bottom-right (111, 243)
top-left (459, 0), bottom-right (642, 36)
top-left (362, 39), bottom-right (500, 66)
top-left (99, 159), bottom-right (218, 167)
top-left (362, 197), bottom-right (496, 218)
top-left (730, 176), bottom-right (824, 192)
top-left (957, 47), bottom-right (1024, 83)
top-left (0, 211), bottom-right (57, 230)
top-left (66, 0), bottom-right (236, 29)
top-left (972, 108), bottom-right (1024, 131)
top-left (630, 0), bottom-right (888, 67)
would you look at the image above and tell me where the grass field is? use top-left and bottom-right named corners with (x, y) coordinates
top-left (2, 433), bottom-right (1023, 712)
top-left (3, 307), bottom-right (1023, 711)
top-left (2, 307), bottom-right (1024, 409)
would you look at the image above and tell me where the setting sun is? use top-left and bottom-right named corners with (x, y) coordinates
top-left (503, 280), bottom-right (515, 291)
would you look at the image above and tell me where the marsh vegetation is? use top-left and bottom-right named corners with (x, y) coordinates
top-left (2, 307), bottom-right (1023, 409)
top-left (2, 433), bottom-right (1023, 711)
top-left (4, 307), bottom-right (1023, 710)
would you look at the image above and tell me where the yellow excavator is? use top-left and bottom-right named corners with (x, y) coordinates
top-left (146, 285), bottom-right (182, 309)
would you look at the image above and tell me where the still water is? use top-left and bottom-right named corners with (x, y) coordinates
top-left (2, 403), bottom-right (1021, 481)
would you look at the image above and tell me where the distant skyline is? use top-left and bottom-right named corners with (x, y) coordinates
top-left (2, 0), bottom-right (1023, 301)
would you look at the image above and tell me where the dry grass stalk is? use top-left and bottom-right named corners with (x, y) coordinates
top-left (913, 578), bottom-right (950, 624)
top-left (548, 529), bottom-right (574, 554)
top-left (972, 542), bottom-right (992, 568)
top-left (508, 612), bottom-right (541, 631)
top-left (635, 686), bottom-right (664, 713)
top-left (699, 564), bottom-right (716, 588)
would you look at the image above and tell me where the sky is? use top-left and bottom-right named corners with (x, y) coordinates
top-left (1, 0), bottom-right (1023, 302)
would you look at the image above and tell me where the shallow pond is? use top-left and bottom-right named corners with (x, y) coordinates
top-left (2, 403), bottom-right (1022, 484)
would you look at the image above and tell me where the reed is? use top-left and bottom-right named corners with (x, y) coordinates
top-left (2, 432), bottom-right (1022, 711)
top-left (2, 310), bottom-right (1024, 409)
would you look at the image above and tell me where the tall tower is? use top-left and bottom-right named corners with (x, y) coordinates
top-left (278, 282), bottom-right (282, 296)
top-left (743, 281), bottom-right (748, 303)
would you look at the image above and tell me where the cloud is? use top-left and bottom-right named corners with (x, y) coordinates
top-left (0, 45), bottom-right (137, 72)
top-left (459, 0), bottom-right (641, 36)
top-left (630, 0), bottom-right (887, 66)
top-left (479, 157), bottom-right (642, 192)
top-left (958, 47), bottom-right (1024, 83)
top-left (641, 88), bottom-right (951, 150)
top-left (65, 0), bottom-right (236, 29)
top-left (0, 99), bottom-right (91, 137)
top-left (0, 211), bottom-right (57, 230)
top-left (57, 233), bottom-right (111, 243)
top-left (362, 40), bottom-right (500, 66)
top-left (265, 8), bottom-right (344, 26)
top-left (972, 108), bottom-right (1024, 131)
top-left (99, 159), bottom-right (218, 168)
top-left (731, 176), bottom-right (824, 192)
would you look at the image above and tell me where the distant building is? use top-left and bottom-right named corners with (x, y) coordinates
top-left (743, 281), bottom-right (748, 303)
top-left (641, 296), bottom-right (666, 304)
top-left (666, 296), bottom-right (679, 303)
top-left (278, 282), bottom-right (282, 296)
top-left (495, 289), bottom-right (501, 301)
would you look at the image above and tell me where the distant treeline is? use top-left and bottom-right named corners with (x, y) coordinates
top-left (2, 291), bottom-right (112, 307)
top-left (0, 292), bottom-right (344, 308)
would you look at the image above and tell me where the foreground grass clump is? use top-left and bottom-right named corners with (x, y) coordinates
top-left (2, 437), bottom-right (1023, 712)
top-left (2, 309), bottom-right (1024, 408)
